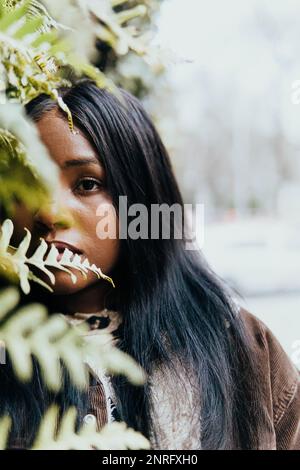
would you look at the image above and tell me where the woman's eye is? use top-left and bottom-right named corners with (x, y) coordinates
top-left (75, 178), bottom-right (102, 193)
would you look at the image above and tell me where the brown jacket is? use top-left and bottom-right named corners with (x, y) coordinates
top-left (88, 308), bottom-right (300, 450)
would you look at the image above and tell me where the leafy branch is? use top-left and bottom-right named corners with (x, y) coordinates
top-left (0, 102), bottom-right (59, 215)
top-left (0, 286), bottom-right (146, 391)
top-left (0, 0), bottom-right (158, 109)
top-left (0, 219), bottom-right (115, 294)
top-left (0, 405), bottom-right (150, 450)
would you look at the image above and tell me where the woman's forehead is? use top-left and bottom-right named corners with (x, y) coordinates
top-left (36, 110), bottom-right (101, 169)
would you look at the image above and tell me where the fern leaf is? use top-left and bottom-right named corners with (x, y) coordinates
top-left (29, 405), bottom-right (150, 450)
top-left (0, 285), bottom-right (20, 319)
top-left (0, 404), bottom-right (150, 450)
top-left (0, 0), bottom-right (32, 32)
top-left (0, 287), bottom-right (146, 391)
top-left (0, 415), bottom-right (11, 450)
top-left (116, 5), bottom-right (147, 25)
top-left (12, 14), bottom-right (45, 40)
top-left (0, 219), bottom-right (115, 294)
top-left (0, 103), bottom-right (59, 214)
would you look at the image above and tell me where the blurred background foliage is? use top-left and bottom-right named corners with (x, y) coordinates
top-left (0, 0), bottom-right (164, 105)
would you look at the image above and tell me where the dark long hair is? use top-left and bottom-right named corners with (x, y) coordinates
top-left (2, 80), bottom-right (263, 449)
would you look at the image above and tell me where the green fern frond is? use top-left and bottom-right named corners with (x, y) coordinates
top-left (88, 0), bottom-right (147, 56)
top-left (83, 329), bottom-right (147, 386)
top-left (0, 287), bottom-right (146, 391)
top-left (0, 103), bottom-right (59, 214)
top-left (0, 404), bottom-right (150, 450)
top-left (0, 415), bottom-right (11, 450)
top-left (0, 286), bottom-right (88, 389)
top-left (0, 1), bottom-right (82, 129)
top-left (0, 0), bottom-right (160, 126)
top-left (0, 219), bottom-right (115, 294)
top-left (31, 405), bottom-right (150, 450)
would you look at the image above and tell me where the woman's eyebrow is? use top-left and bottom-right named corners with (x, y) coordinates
top-left (63, 157), bottom-right (100, 168)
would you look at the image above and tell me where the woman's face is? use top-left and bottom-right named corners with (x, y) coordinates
top-left (15, 109), bottom-right (120, 295)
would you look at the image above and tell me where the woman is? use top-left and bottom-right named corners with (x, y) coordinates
top-left (2, 79), bottom-right (299, 450)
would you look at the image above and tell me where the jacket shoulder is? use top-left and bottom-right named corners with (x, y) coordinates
top-left (239, 307), bottom-right (298, 371)
top-left (238, 306), bottom-right (300, 449)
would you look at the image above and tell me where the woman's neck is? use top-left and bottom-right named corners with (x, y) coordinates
top-left (52, 282), bottom-right (114, 315)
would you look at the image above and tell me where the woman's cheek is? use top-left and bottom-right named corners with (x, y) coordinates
top-left (82, 199), bottom-right (120, 273)
top-left (94, 212), bottom-right (120, 273)
top-left (94, 199), bottom-right (119, 242)
top-left (9, 202), bottom-right (34, 246)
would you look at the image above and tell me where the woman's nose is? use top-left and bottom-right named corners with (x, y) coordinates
top-left (33, 199), bottom-right (73, 234)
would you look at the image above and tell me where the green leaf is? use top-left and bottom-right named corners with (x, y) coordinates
top-left (31, 405), bottom-right (150, 450)
top-left (0, 287), bottom-right (146, 392)
top-left (13, 14), bottom-right (44, 40)
top-left (30, 29), bottom-right (57, 47)
top-left (0, 219), bottom-right (115, 294)
top-left (0, 416), bottom-right (11, 450)
top-left (0, 286), bottom-right (20, 320)
top-left (0, 0), bottom-right (32, 32)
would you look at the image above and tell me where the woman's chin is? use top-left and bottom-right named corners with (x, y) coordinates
top-left (47, 270), bottom-right (97, 295)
